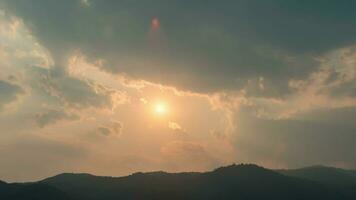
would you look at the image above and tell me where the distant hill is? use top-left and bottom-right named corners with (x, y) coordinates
top-left (277, 165), bottom-right (356, 199)
top-left (40, 164), bottom-right (348, 200)
top-left (2, 164), bottom-right (356, 200)
top-left (0, 181), bottom-right (70, 200)
top-left (345, 169), bottom-right (356, 178)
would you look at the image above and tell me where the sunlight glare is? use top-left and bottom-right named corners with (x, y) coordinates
top-left (154, 102), bottom-right (167, 115)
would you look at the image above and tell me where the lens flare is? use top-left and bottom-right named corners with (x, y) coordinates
top-left (151, 17), bottom-right (160, 30)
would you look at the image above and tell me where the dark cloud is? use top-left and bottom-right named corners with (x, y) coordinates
top-left (0, 80), bottom-right (23, 110)
top-left (36, 68), bottom-right (110, 108)
top-left (5, 0), bottom-right (356, 94)
top-left (96, 121), bottom-right (123, 136)
top-left (35, 108), bottom-right (79, 128)
top-left (294, 107), bottom-right (356, 125)
top-left (28, 66), bottom-right (127, 110)
top-left (329, 81), bottom-right (356, 97)
top-left (97, 127), bottom-right (111, 136)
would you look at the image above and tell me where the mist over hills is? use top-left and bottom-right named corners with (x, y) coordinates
top-left (1, 164), bottom-right (356, 200)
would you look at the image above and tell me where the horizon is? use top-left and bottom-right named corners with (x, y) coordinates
top-left (3, 163), bottom-right (356, 200)
top-left (0, 0), bottom-right (356, 185)
top-left (3, 163), bottom-right (356, 183)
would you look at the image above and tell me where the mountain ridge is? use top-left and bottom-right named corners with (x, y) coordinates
top-left (2, 164), bottom-right (356, 200)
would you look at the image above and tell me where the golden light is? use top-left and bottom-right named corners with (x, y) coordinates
top-left (154, 102), bottom-right (167, 115)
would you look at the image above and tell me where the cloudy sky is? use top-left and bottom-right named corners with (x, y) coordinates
top-left (0, 0), bottom-right (355, 182)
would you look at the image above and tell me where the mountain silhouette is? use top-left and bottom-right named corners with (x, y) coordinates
top-left (1, 164), bottom-right (356, 200)
top-left (278, 165), bottom-right (356, 199)
top-left (0, 181), bottom-right (70, 200)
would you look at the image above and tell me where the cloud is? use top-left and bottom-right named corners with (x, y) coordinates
top-left (29, 66), bottom-right (129, 111)
top-left (37, 70), bottom-right (111, 108)
top-left (140, 98), bottom-right (148, 104)
top-left (168, 121), bottom-right (186, 134)
top-left (208, 45), bottom-right (356, 122)
top-left (5, 0), bottom-right (353, 94)
top-left (35, 108), bottom-right (79, 128)
top-left (2, 0), bottom-right (355, 98)
top-left (0, 80), bottom-right (23, 111)
top-left (96, 121), bottom-right (123, 136)
top-left (80, 0), bottom-right (90, 7)
top-left (204, 45), bottom-right (356, 169)
top-left (0, 13), bottom-right (53, 70)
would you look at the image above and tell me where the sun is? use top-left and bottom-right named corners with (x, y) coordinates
top-left (154, 102), bottom-right (167, 115)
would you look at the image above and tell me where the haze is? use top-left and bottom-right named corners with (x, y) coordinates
top-left (0, 0), bottom-right (355, 183)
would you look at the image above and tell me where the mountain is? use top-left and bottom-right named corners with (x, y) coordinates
top-left (40, 164), bottom-right (347, 200)
top-left (0, 180), bottom-right (71, 200)
top-left (345, 169), bottom-right (356, 178)
top-left (278, 165), bottom-right (356, 199)
top-left (1, 164), bottom-right (356, 200)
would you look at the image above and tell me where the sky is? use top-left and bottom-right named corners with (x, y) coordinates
top-left (0, 0), bottom-right (355, 182)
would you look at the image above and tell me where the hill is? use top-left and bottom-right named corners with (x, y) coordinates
top-left (40, 164), bottom-right (347, 200)
top-left (0, 181), bottom-right (70, 200)
top-left (1, 164), bottom-right (356, 200)
top-left (278, 165), bottom-right (356, 199)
